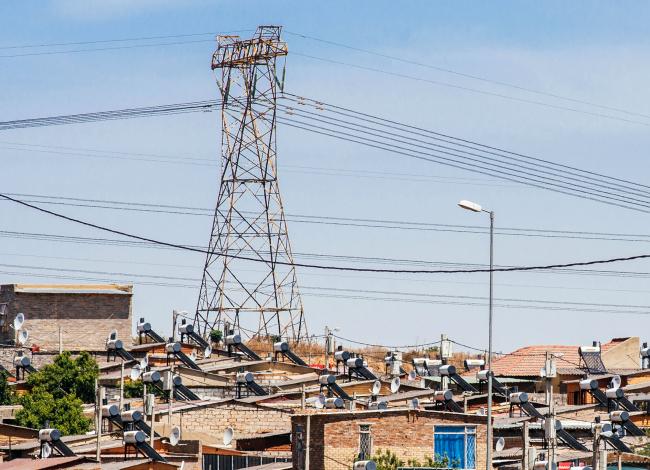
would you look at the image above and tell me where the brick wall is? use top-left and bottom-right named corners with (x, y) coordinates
top-left (292, 410), bottom-right (487, 470)
top-left (166, 401), bottom-right (293, 440)
top-left (0, 285), bottom-right (132, 351)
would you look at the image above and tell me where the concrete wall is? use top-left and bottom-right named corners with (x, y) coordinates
top-left (292, 410), bottom-right (487, 470)
top-left (603, 337), bottom-right (641, 369)
top-left (0, 285), bottom-right (132, 351)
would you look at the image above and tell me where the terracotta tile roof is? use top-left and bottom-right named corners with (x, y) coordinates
top-left (490, 344), bottom-right (583, 377)
top-left (487, 338), bottom-right (637, 378)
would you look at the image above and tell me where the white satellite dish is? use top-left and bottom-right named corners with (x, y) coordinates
top-left (204, 345), bottom-right (212, 359)
top-left (189, 351), bottom-right (197, 362)
top-left (317, 393), bottom-right (326, 408)
top-left (495, 436), bottom-right (505, 452)
top-left (140, 356), bottom-right (148, 369)
top-left (169, 426), bottom-right (181, 446)
top-left (409, 398), bottom-right (420, 410)
top-left (408, 370), bottom-right (417, 381)
top-left (18, 330), bottom-right (29, 345)
top-left (223, 426), bottom-right (234, 446)
top-left (130, 365), bottom-right (142, 381)
top-left (610, 375), bottom-right (622, 390)
top-left (41, 441), bottom-right (52, 458)
top-left (477, 407), bottom-right (486, 416)
top-left (109, 329), bottom-right (118, 341)
top-left (390, 377), bottom-right (401, 394)
top-left (13, 312), bottom-right (25, 330)
top-left (371, 380), bottom-right (381, 396)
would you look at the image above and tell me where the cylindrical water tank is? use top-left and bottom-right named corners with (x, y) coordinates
top-left (39, 429), bottom-right (61, 442)
top-left (274, 341), bottom-right (289, 352)
top-left (172, 375), bottom-right (183, 387)
top-left (236, 372), bottom-right (254, 383)
top-left (579, 379), bottom-right (597, 390)
top-left (121, 410), bottom-right (143, 423)
top-left (509, 392), bottom-right (528, 404)
top-left (179, 323), bottom-right (194, 334)
top-left (334, 350), bottom-right (350, 362)
top-left (439, 365), bottom-right (456, 376)
top-left (142, 371), bottom-right (161, 383)
top-left (434, 390), bottom-right (453, 402)
top-left (477, 370), bottom-right (490, 381)
top-left (225, 334), bottom-right (241, 345)
top-left (353, 461), bottom-right (377, 470)
top-left (610, 410), bottom-right (629, 422)
top-left (346, 358), bottom-right (363, 368)
top-left (533, 461), bottom-right (557, 470)
top-left (324, 397), bottom-right (344, 409)
top-left (605, 388), bottom-right (624, 399)
top-left (106, 339), bottom-right (123, 350)
top-left (123, 430), bottom-right (146, 444)
top-left (101, 404), bottom-right (119, 418)
top-left (412, 358), bottom-right (427, 366)
top-left (319, 374), bottom-right (336, 385)
top-left (165, 342), bottom-right (181, 353)
top-left (137, 322), bottom-right (151, 333)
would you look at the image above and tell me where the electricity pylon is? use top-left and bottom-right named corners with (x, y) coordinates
top-left (195, 26), bottom-right (307, 342)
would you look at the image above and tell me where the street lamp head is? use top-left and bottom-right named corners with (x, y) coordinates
top-left (458, 200), bottom-right (482, 213)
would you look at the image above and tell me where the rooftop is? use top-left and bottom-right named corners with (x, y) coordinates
top-left (5, 284), bottom-right (132, 295)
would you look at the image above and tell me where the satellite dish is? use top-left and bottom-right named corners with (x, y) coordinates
top-left (204, 345), bottom-right (212, 359)
top-left (610, 375), bottom-right (622, 390)
top-left (371, 380), bottom-right (381, 396)
top-left (109, 329), bottom-right (118, 341)
top-left (390, 377), bottom-right (401, 394)
top-left (408, 370), bottom-right (417, 381)
top-left (409, 398), bottom-right (420, 410)
top-left (317, 393), bottom-right (326, 408)
top-left (477, 407), bottom-right (486, 416)
top-left (41, 441), bottom-right (52, 459)
top-left (18, 330), bottom-right (29, 345)
top-left (223, 426), bottom-right (234, 446)
top-left (189, 351), bottom-right (197, 362)
top-left (169, 426), bottom-right (181, 446)
top-left (130, 365), bottom-right (142, 381)
top-left (495, 437), bottom-right (505, 452)
top-left (140, 356), bottom-right (148, 369)
top-left (13, 312), bottom-right (25, 330)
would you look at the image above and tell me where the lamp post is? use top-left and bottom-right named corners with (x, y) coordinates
top-left (458, 200), bottom-right (494, 470)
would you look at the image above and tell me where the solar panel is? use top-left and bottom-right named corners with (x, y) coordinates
top-left (579, 345), bottom-right (607, 374)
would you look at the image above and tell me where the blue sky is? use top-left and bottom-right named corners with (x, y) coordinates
top-left (1, 1), bottom-right (650, 352)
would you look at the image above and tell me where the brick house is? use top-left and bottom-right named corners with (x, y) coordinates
top-left (291, 409), bottom-right (487, 470)
top-left (0, 284), bottom-right (133, 352)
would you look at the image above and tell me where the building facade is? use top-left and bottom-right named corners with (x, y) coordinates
top-left (291, 409), bottom-right (487, 470)
top-left (0, 284), bottom-right (132, 351)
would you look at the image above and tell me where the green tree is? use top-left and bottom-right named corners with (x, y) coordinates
top-left (210, 329), bottom-right (223, 343)
top-left (26, 351), bottom-right (98, 403)
top-left (123, 379), bottom-right (163, 399)
top-left (16, 388), bottom-right (91, 435)
top-left (0, 371), bottom-right (13, 405)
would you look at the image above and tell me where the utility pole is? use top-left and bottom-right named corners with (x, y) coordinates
top-left (592, 421), bottom-right (601, 470)
top-left (522, 421), bottom-right (530, 470)
top-left (544, 353), bottom-right (557, 468)
top-left (95, 381), bottom-right (104, 462)
top-left (119, 360), bottom-right (124, 411)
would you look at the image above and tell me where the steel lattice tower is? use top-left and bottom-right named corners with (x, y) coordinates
top-left (195, 26), bottom-right (307, 342)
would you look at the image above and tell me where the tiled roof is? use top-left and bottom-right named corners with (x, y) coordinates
top-left (489, 339), bottom-right (628, 378)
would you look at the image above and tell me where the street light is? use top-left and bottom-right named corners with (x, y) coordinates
top-left (458, 199), bottom-right (494, 470)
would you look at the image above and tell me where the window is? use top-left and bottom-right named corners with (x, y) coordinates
top-left (433, 425), bottom-right (476, 469)
top-left (358, 424), bottom-right (372, 459)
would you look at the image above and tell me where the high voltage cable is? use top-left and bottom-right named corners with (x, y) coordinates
top-left (1, 192), bottom-right (650, 275)
top-left (4, 191), bottom-right (650, 244)
top-left (282, 93), bottom-right (650, 193)
top-left (285, 31), bottom-right (650, 122)
top-left (278, 97), bottom-right (650, 201)
top-left (3, 95), bottom-right (650, 212)
top-left (289, 51), bottom-right (650, 128)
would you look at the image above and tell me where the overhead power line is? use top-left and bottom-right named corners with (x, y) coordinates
top-left (285, 30), bottom-right (650, 122)
top-left (4, 191), bottom-right (650, 244)
top-left (0, 192), bottom-right (650, 275)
